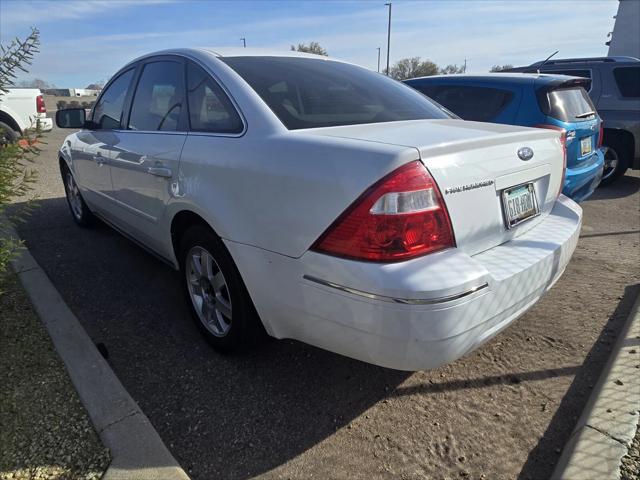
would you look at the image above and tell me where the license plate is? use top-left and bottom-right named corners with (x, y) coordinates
top-left (502, 183), bottom-right (539, 229)
top-left (581, 136), bottom-right (592, 156)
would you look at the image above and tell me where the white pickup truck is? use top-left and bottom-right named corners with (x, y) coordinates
top-left (0, 88), bottom-right (53, 144)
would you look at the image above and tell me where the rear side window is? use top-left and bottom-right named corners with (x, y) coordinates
top-left (186, 62), bottom-right (243, 134)
top-left (128, 61), bottom-right (185, 131)
top-left (613, 67), bottom-right (640, 98)
top-left (92, 69), bottom-right (134, 129)
top-left (543, 87), bottom-right (597, 122)
top-left (221, 56), bottom-right (450, 130)
top-left (418, 85), bottom-right (513, 122)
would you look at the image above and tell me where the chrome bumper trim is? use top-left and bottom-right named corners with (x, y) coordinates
top-left (302, 275), bottom-right (489, 305)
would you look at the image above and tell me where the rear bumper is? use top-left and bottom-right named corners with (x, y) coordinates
top-left (227, 195), bottom-right (582, 371)
top-left (563, 148), bottom-right (604, 202)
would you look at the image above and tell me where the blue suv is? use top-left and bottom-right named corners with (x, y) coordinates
top-left (405, 74), bottom-right (605, 202)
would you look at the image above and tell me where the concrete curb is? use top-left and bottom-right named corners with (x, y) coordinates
top-left (552, 289), bottom-right (640, 480)
top-left (2, 221), bottom-right (190, 480)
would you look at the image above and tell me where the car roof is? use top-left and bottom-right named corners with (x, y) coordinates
top-left (506, 56), bottom-right (640, 72)
top-left (528, 56), bottom-right (640, 66)
top-left (200, 47), bottom-right (327, 59)
top-left (119, 47), bottom-right (347, 73)
top-left (404, 72), bottom-right (580, 85)
top-left (127, 47), bottom-right (331, 64)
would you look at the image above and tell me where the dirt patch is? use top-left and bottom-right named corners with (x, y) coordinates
top-left (0, 274), bottom-right (110, 480)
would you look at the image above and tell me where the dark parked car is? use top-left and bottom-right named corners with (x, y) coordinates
top-left (504, 56), bottom-right (640, 184)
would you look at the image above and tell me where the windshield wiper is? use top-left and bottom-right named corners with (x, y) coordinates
top-left (575, 111), bottom-right (596, 119)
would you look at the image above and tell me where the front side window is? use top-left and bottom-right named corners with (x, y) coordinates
top-left (613, 66), bottom-right (640, 98)
top-left (92, 69), bottom-right (134, 129)
top-left (221, 56), bottom-right (451, 130)
top-left (186, 62), bottom-right (243, 134)
top-left (128, 61), bottom-right (185, 131)
top-left (422, 85), bottom-right (513, 122)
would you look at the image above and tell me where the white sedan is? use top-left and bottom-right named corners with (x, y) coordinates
top-left (55, 48), bottom-right (581, 371)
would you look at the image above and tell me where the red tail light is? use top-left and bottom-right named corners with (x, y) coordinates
top-left (597, 121), bottom-right (604, 148)
top-left (535, 124), bottom-right (567, 198)
top-left (36, 95), bottom-right (46, 113)
top-left (311, 161), bottom-right (455, 262)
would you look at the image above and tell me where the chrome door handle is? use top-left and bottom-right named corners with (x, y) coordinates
top-left (147, 166), bottom-right (173, 178)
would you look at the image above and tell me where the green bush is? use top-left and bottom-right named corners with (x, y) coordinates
top-left (57, 100), bottom-right (67, 110)
top-left (0, 28), bottom-right (41, 278)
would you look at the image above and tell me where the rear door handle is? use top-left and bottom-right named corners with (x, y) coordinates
top-left (147, 166), bottom-right (173, 178)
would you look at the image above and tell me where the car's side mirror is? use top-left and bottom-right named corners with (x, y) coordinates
top-left (55, 108), bottom-right (87, 129)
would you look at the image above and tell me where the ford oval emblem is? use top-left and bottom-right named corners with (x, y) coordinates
top-left (518, 147), bottom-right (534, 161)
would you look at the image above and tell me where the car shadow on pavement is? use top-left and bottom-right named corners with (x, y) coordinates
top-left (586, 173), bottom-right (639, 201)
top-left (9, 197), bottom-right (411, 480)
top-left (580, 229), bottom-right (640, 239)
top-left (393, 365), bottom-right (581, 397)
top-left (517, 283), bottom-right (640, 480)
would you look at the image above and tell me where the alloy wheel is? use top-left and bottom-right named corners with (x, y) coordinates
top-left (66, 171), bottom-right (83, 220)
top-left (186, 246), bottom-right (233, 337)
top-left (602, 146), bottom-right (619, 181)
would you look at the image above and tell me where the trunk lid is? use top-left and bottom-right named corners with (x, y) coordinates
top-left (303, 119), bottom-right (564, 255)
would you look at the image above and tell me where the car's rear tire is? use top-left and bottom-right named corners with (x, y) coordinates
top-left (600, 137), bottom-right (629, 186)
top-left (0, 121), bottom-right (18, 146)
top-left (179, 225), bottom-right (266, 352)
top-left (61, 165), bottom-right (95, 227)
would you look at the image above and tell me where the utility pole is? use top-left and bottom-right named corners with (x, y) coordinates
top-left (241, 37), bottom-right (246, 48)
top-left (377, 47), bottom-right (381, 72)
top-left (463, 59), bottom-right (467, 73)
top-left (385, 2), bottom-right (392, 75)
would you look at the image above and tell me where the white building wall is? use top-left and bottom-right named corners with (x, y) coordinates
top-left (608, 0), bottom-right (640, 58)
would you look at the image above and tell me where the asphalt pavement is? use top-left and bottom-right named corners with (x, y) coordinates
top-left (11, 126), bottom-right (640, 480)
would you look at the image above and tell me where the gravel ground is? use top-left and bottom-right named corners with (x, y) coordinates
top-left (9, 125), bottom-right (640, 479)
top-left (621, 422), bottom-right (640, 480)
top-left (0, 274), bottom-right (110, 480)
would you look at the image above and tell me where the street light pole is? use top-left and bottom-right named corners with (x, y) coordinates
top-left (385, 2), bottom-right (392, 75)
top-left (241, 37), bottom-right (246, 48)
top-left (377, 47), bottom-right (381, 72)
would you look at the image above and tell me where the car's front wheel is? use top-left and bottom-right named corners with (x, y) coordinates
top-left (62, 166), bottom-right (95, 227)
top-left (179, 225), bottom-right (266, 352)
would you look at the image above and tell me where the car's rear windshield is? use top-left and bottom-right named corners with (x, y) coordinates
top-left (541, 87), bottom-right (597, 122)
top-left (220, 56), bottom-right (451, 130)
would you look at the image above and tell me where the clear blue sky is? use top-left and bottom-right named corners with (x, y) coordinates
top-left (0, 0), bottom-right (619, 88)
